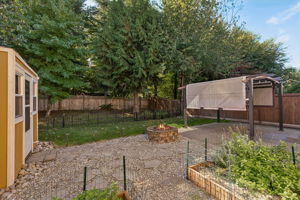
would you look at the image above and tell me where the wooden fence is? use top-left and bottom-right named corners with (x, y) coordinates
top-left (188, 93), bottom-right (300, 125)
top-left (39, 95), bottom-right (181, 113)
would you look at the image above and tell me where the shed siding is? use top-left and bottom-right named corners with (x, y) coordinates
top-left (15, 122), bottom-right (23, 177)
top-left (33, 114), bottom-right (38, 146)
top-left (0, 51), bottom-right (8, 188)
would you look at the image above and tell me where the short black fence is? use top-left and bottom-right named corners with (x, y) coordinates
top-left (39, 109), bottom-right (182, 129)
top-left (5, 136), bottom-right (298, 200)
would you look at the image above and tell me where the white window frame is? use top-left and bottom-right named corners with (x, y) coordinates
top-left (15, 67), bottom-right (24, 123)
top-left (32, 80), bottom-right (38, 114)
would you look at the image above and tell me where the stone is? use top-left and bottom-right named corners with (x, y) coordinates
top-left (147, 125), bottom-right (179, 144)
top-left (43, 151), bottom-right (57, 162)
top-left (144, 160), bottom-right (162, 169)
top-left (0, 189), bottom-right (5, 196)
top-left (9, 134), bottom-right (212, 200)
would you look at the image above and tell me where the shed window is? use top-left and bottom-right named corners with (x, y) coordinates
top-left (15, 74), bottom-right (23, 118)
top-left (25, 80), bottom-right (30, 132)
top-left (33, 82), bottom-right (37, 112)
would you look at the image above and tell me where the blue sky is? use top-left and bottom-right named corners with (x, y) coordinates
top-left (86, 0), bottom-right (300, 69)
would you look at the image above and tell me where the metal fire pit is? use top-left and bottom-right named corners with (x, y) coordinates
top-left (147, 124), bottom-right (178, 143)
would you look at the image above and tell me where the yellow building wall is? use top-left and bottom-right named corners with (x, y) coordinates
top-left (33, 114), bottom-right (38, 147)
top-left (14, 122), bottom-right (23, 177)
top-left (0, 51), bottom-right (8, 188)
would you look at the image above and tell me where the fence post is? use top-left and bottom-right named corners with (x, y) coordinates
top-left (292, 145), bottom-right (296, 165)
top-left (62, 116), bottom-right (65, 128)
top-left (217, 108), bottom-right (221, 123)
top-left (186, 141), bottom-right (189, 179)
top-left (123, 156), bottom-right (127, 191)
top-left (83, 167), bottom-right (87, 191)
top-left (52, 118), bottom-right (55, 128)
top-left (205, 138), bottom-right (207, 161)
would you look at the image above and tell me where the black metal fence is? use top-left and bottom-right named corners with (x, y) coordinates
top-left (4, 136), bottom-right (298, 200)
top-left (39, 109), bottom-right (182, 129)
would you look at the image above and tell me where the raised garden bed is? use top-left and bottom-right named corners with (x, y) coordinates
top-left (188, 161), bottom-right (243, 200)
top-left (188, 161), bottom-right (280, 200)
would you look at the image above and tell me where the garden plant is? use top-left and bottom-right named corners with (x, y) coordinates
top-left (214, 131), bottom-right (300, 199)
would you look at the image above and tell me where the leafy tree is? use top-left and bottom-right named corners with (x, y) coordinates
top-left (1, 0), bottom-right (90, 115)
top-left (93, 0), bottom-right (166, 117)
top-left (162, 0), bottom-right (240, 98)
top-left (229, 28), bottom-right (288, 77)
top-left (0, 0), bottom-right (28, 48)
top-left (283, 68), bottom-right (300, 93)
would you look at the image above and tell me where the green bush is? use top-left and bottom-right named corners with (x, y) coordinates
top-left (53, 183), bottom-right (121, 200)
top-left (99, 104), bottom-right (113, 111)
top-left (213, 132), bottom-right (300, 199)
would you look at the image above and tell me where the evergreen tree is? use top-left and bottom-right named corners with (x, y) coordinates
top-left (93, 0), bottom-right (165, 116)
top-left (10, 0), bottom-right (90, 115)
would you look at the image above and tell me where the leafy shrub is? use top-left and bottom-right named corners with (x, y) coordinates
top-left (99, 104), bottom-right (113, 111)
top-left (213, 132), bottom-right (300, 199)
top-left (52, 183), bottom-right (121, 200)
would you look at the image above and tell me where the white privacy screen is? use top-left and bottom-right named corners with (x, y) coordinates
top-left (253, 87), bottom-right (273, 106)
top-left (186, 76), bottom-right (247, 111)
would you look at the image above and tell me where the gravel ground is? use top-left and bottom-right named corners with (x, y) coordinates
top-left (2, 134), bottom-right (213, 200)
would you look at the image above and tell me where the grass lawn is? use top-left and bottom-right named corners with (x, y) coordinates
top-left (39, 117), bottom-right (223, 146)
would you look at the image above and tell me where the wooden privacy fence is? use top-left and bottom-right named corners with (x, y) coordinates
top-left (188, 93), bottom-right (300, 126)
top-left (39, 95), bottom-right (181, 113)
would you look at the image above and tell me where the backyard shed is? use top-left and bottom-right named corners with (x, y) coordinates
top-left (0, 47), bottom-right (39, 188)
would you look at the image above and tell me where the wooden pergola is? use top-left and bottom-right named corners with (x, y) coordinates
top-left (181, 74), bottom-right (284, 140)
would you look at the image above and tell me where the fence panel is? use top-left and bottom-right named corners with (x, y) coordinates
top-left (39, 96), bottom-right (180, 113)
top-left (189, 94), bottom-right (300, 125)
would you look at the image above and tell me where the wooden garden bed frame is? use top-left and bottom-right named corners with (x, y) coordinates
top-left (188, 161), bottom-right (243, 200)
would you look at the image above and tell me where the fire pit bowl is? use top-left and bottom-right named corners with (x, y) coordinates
top-left (147, 124), bottom-right (178, 143)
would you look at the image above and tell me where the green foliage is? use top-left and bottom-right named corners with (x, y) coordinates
top-left (24, 0), bottom-right (90, 103)
top-left (0, 0), bottom-right (28, 48)
top-left (229, 29), bottom-right (287, 76)
top-left (1, 0), bottom-right (90, 103)
top-left (1, 0), bottom-right (290, 102)
top-left (283, 68), bottom-right (300, 93)
top-left (40, 116), bottom-right (218, 146)
top-left (214, 132), bottom-right (300, 199)
top-left (74, 183), bottom-right (120, 200)
top-left (92, 0), bottom-right (166, 97)
top-left (52, 183), bottom-right (120, 200)
top-left (99, 104), bottom-right (113, 110)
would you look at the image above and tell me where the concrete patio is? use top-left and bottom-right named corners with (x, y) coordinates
top-left (180, 122), bottom-right (300, 146)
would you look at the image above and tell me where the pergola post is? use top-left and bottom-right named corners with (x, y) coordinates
top-left (248, 78), bottom-right (255, 140)
top-left (278, 83), bottom-right (284, 131)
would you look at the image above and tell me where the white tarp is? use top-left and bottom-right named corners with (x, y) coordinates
top-left (253, 87), bottom-right (273, 106)
top-left (186, 76), bottom-right (247, 111)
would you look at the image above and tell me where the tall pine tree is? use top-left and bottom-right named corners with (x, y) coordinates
top-left (93, 0), bottom-right (165, 117)
top-left (21, 0), bottom-right (89, 115)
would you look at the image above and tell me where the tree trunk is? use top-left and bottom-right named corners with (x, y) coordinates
top-left (154, 83), bottom-right (158, 97)
top-left (173, 72), bottom-right (178, 99)
top-left (133, 92), bottom-right (140, 120)
top-left (45, 97), bottom-right (53, 118)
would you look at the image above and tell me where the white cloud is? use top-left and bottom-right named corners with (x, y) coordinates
top-left (267, 17), bottom-right (279, 25)
top-left (267, 2), bottom-right (300, 24)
